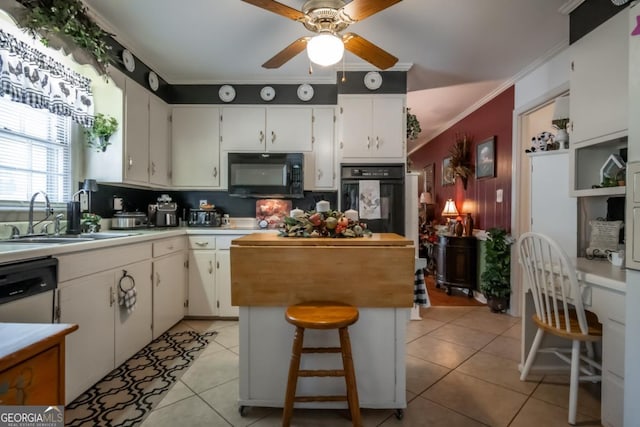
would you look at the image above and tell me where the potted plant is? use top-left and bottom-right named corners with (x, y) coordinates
top-left (480, 227), bottom-right (514, 313)
top-left (84, 113), bottom-right (118, 152)
top-left (406, 108), bottom-right (421, 141)
top-left (552, 118), bottom-right (570, 149)
top-left (447, 133), bottom-right (474, 190)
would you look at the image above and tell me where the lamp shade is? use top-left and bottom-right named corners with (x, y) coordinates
top-left (82, 179), bottom-right (98, 192)
top-left (552, 95), bottom-right (570, 120)
top-left (307, 32), bottom-right (344, 66)
top-left (419, 192), bottom-right (433, 204)
top-left (441, 199), bottom-right (459, 217)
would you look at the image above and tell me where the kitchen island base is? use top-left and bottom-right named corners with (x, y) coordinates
top-left (238, 306), bottom-right (409, 411)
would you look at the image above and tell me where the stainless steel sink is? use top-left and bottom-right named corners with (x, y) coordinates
top-left (80, 232), bottom-right (140, 239)
top-left (5, 232), bottom-right (139, 244)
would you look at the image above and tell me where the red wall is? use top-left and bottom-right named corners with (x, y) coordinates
top-left (410, 86), bottom-right (514, 231)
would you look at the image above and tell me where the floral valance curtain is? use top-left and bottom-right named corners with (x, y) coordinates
top-left (0, 28), bottom-right (94, 128)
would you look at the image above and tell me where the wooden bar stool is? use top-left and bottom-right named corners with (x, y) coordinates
top-left (282, 301), bottom-right (361, 427)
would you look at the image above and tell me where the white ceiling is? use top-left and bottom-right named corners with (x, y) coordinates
top-left (83, 0), bottom-right (569, 149)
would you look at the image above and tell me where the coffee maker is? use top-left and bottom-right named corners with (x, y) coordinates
top-left (149, 194), bottom-right (178, 227)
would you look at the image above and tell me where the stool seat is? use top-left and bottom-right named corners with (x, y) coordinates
top-left (285, 301), bottom-right (359, 330)
top-left (282, 301), bottom-right (361, 427)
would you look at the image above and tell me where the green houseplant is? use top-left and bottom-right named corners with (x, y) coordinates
top-left (480, 227), bottom-right (514, 313)
top-left (406, 108), bottom-right (421, 141)
top-left (84, 113), bottom-right (118, 152)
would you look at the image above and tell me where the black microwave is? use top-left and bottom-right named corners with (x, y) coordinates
top-left (228, 152), bottom-right (304, 198)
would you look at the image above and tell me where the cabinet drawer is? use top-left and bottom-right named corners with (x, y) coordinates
top-left (216, 235), bottom-right (245, 250)
top-left (58, 243), bottom-right (152, 283)
top-left (0, 347), bottom-right (60, 405)
top-left (153, 237), bottom-right (186, 257)
top-left (188, 236), bottom-right (216, 250)
top-left (603, 319), bottom-right (625, 378)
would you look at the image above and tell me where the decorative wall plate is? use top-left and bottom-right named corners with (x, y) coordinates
top-left (218, 85), bottom-right (236, 103)
top-left (297, 84), bottom-right (314, 101)
top-left (364, 71), bottom-right (382, 90)
top-left (148, 71), bottom-right (159, 91)
top-left (122, 49), bottom-right (135, 72)
top-left (260, 86), bottom-right (276, 102)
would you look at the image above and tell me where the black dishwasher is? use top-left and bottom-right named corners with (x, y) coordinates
top-left (0, 257), bottom-right (58, 323)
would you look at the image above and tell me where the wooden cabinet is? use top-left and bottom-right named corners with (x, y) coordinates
top-left (58, 253), bottom-right (152, 404)
top-left (187, 235), bottom-right (239, 318)
top-left (435, 235), bottom-right (477, 296)
top-left (172, 106), bottom-right (221, 188)
top-left (339, 95), bottom-right (405, 161)
top-left (304, 107), bottom-right (336, 190)
top-left (220, 106), bottom-right (313, 152)
top-left (152, 237), bottom-right (186, 339)
top-left (0, 323), bottom-right (77, 406)
top-left (569, 9), bottom-right (628, 145)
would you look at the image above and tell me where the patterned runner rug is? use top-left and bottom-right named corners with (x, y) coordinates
top-left (65, 329), bottom-right (218, 427)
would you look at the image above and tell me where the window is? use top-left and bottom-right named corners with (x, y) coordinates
top-left (0, 95), bottom-right (72, 204)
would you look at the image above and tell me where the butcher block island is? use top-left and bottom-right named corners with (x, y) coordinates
top-left (231, 233), bottom-right (414, 414)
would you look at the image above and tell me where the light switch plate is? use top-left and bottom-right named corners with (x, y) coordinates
top-left (496, 189), bottom-right (503, 203)
top-left (80, 192), bottom-right (89, 211)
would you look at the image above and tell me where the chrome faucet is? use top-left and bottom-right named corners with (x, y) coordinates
top-left (27, 191), bottom-right (53, 235)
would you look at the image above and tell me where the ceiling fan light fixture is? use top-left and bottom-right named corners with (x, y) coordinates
top-left (307, 32), bottom-right (344, 66)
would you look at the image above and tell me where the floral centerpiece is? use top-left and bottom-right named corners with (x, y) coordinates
top-left (280, 210), bottom-right (372, 238)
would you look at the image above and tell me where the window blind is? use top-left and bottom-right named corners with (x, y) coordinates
top-left (0, 95), bottom-right (72, 203)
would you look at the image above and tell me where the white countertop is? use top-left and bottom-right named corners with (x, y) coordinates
top-left (575, 257), bottom-right (626, 293)
top-left (0, 226), bottom-right (277, 265)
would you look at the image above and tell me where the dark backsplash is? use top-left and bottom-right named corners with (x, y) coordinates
top-left (84, 183), bottom-right (337, 221)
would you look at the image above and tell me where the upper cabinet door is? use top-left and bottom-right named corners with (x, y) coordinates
top-left (340, 96), bottom-right (374, 158)
top-left (221, 107), bottom-right (266, 151)
top-left (123, 79), bottom-right (150, 184)
top-left (266, 107), bottom-right (313, 152)
top-left (570, 10), bottom-right (629, 145)
top-left (148, 95), bottom-right (171, 187)
top-left (305, 107), bottom-right (335, 189)
top-left (172, 106), bottom-right (221, 187)
top-left (372, 97), bottom-right (405, 159)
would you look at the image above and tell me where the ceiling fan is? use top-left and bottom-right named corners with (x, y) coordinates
top-left (242, 0), bottom-right (402, 69)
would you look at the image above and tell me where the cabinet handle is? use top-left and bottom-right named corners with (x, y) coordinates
top-left (376, 136), bottom-right (380, 149)
top-left (156, 272), bottom-right (160, 286)
top-left (109, 286), bottom-right (115, 307)
top-left (168, 245), bottom-right (174, 251)
top-left (312, 136), bottom-right (315, 145)
top-left (367, 136), bottom-right (370, 149)
top-left (340, 141), bottom-right (343, 149)
top-left (271, 131), bottom-right (276, 144)
top-left (151, 162), bottom-right (156, 175)
top-left (216, 261), bottom-right (220, 269)
top-left (127, 156), bottom-right (133, 170)
top-left (208, 260), bottom-right (213, 274)
top-left (317, 169), bottom-right (322, 180)
top-left (259, 131), bottom-right (264, 143)
top-left (195, 241), bottom-right (208, 247)
top-left (213, 167), bottom-right (218, 178)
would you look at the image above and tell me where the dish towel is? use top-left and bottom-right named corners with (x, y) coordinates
top-left (118, 271), bottom-right (137, 314)
top-left (411, 268), bottom-right (430, 320)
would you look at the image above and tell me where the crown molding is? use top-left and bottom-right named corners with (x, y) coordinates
top-left (558, 0), bottom-right (586, 15)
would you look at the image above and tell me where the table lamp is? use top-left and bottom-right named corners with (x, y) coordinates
top-left (419, 192), bottom-right (433, 205)
top-left (441, 199), bottom-right (459, 233)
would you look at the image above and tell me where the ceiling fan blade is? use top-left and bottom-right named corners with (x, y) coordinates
top-left (342, 33), bottom-right (398, 70)
top-left (242, 0), bottom-right (305, 21)
top-left (341, 0), bottom-right (402, 22)
top-left (262, 37), bottom-right (310, 68)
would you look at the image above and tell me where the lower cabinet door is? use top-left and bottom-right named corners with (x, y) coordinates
top-left (114, 260), bottom-right (153, 366)
top-left (152, 252), bottom-right (186, 339)
top-left (188, 250), bottom-right (217, 316)
top-left (59, 271), bottom-right (115, 404)
top-left (216, 250), bottom-right (238, 317)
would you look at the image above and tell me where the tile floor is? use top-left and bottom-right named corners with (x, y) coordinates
top-left (140, 307), bottom-right (602, 426)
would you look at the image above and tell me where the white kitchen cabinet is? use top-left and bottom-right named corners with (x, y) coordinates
top-left (152, 237), bottom-right (186, 339)
top-left (339, 95), bottom-right (405, 161)
top-left (305, 107), bottom-right (336, 190)
top-left (149, 95), bottom-right (172, 187)
top-left (569, 9), bottom-right (628, 145)
top-left (124, 79), bottom-right (151, 184)
top-left (58, 253), bottom-right (152, 404)
top-left (220, 106), bottom-right (312, 152)
top-left (186, 235), bottom-right (238, 318)
top-left (172, 106), bottom-right (221, 188)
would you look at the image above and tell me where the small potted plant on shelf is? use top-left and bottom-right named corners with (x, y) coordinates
top-left (84, 113), bottom-right (118, 152)
top-left (480, 227), bottom-right (514, 313)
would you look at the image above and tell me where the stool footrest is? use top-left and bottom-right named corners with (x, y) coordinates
top-left (299, 369), bottom-right (345, 377)
top-left (302, 347), bottom-right (342, 353)
top-left (295, 395), bottom-right (348, 403)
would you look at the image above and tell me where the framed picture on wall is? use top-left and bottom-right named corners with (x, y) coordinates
top-left (442, 157), bottom-right (455, 186)
top-left (424, 163), bottom-right (435, 194)
top-left (476, 137), bottom-right (496, 179)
